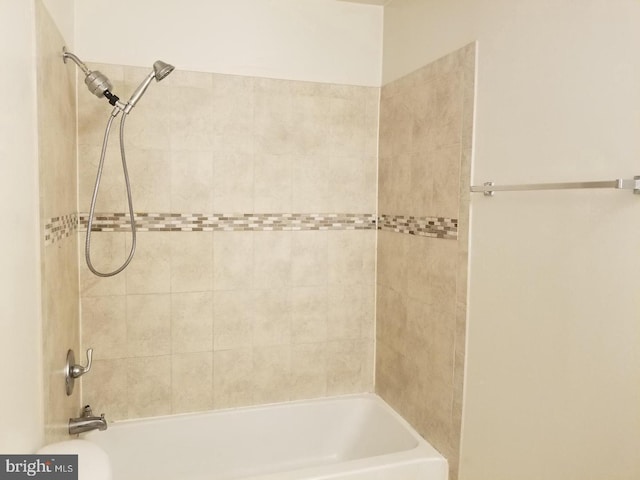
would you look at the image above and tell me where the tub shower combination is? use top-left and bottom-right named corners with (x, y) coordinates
top-left (53, 50), bottom-right (448, 480)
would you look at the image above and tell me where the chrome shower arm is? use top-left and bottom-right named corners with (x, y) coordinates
top-left (62, 47), bottom-right (91, 76)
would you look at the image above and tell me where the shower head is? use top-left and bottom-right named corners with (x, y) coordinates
top-left (125, 60), bottom-right (175, 111)
top-left (153, 61), bottom-right (175, 81)
top-left (62, 48), bottom-right (175, 113)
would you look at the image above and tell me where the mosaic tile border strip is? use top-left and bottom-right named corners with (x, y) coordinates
top-left (44, 214), bottom-right (78, 246)
top-left (46, 212), bottom-right (456, 240)
top-left (378, 214), bottom-right (457, 239)
top-left (78, 212), bottom-right (377, 232)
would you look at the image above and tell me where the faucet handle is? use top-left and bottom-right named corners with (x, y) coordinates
top-left (65, 348), bottom-right (94, 396)
top-left (70, 348), bottom-right (93, 378)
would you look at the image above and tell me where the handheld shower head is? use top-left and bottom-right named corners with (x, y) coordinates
top-left (62, 48), bottom-right (175, 114)
top-left (153, 61), bottom-right (175, 81)
top-left (64, 50), bottom-right (175, 277)
top-left (125, 60), bottom-right (175, 112)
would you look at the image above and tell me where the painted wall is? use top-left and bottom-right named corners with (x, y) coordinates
top-left (384, 1), bottom-right (640, 479)
top-left (41, 0), bottom-right (74, 48)
top-left (0, 0), bottom-right (44, 452)
top-left (74, 0), bottom-right (383, 86)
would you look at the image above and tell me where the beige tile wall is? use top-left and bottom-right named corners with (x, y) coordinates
top-left (77, 67), bottom-right (378, 215)
top-left (34, 24), bottom-right (474, 472)
top-left (82, 230), bottom-right (375, 418)
top-left (35, 0), bottom-right (81, 443)
top-left (79, 66), bottom-right (378, 420)
top-left (375, 43), bottom-right (475, 480)
top-left (34, 24), bottom-right (473, 469)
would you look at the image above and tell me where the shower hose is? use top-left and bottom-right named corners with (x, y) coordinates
top-left (85, 111), bottom-right (136, 277)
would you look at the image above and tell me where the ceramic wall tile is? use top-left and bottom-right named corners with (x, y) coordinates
top-left (254, 154), bottom-right (293, 213)
top-left (171, 292), bottom-right (214, 353)
top-left (290, 343), bottom-right (327, 400)
top-left (327, 339), bottom-right (373, 395)
top-left (212, 152), bottom-right (254, 213)
top-left (213, 232), bottom-right (254, 291)
top-left (36, 1), bottom-right (81, 442)
top-left (328, 230), bottom-right (376, 286)
top-left (81, 296), bottom-right (127, 360)
top-left (252, 345), bottom-right (292, 404)
top-left (212, 348), bottom-right (254, 409)
top-left (171, 150), bottom-right (214, 214)
top-left (127, 355), bottom-right (172, 418)
top-left (375, 44), bottom-right (475, 480)
top-left (172, 352), bottom-right (213, 413)
top-left (78, 144), bottom-right (129, 214)
top-left (291, 287), bottom-right (328, 344)
top-left (81, 359), bottom-right (129, 422)
top-left (168, 85), bottom-right (214, 150)
top-left (252, 289), bottom-right (292, 347)
top-left (254, 231), bottom-right (292, 288)
top-left (79, 232), bottom-right (127, 297)
top-left (78, 66), bottom-right (378, 422)
top-left (127, 148), bottom-right (172, 212)
top-left (290, 231), bottom-right (328, 287)
top-left (169, 232), bottom-right (213, 293)
top-left (213, 290), bottom-right (254, 351)
top-left (126, 294), bottom-right (171, 357)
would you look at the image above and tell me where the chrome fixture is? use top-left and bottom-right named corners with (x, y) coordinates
top-left (62, 47), bottom-right (114, 99)
top-left (69, 405), bottom-right (108, 435)
top-left (123, 60), bottom-right (175, 114)
top-left (62, 47), bottom-right (175, 277)
top-left (65, 348), bottom-right (93, 396)
top-left (471, 176), bottom-right (640, 196)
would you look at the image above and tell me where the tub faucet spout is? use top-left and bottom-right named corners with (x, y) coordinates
top-left (69, 405), bottom-right (108, 435)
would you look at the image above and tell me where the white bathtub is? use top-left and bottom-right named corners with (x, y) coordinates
top-left (85, 394), bottom-right (447, 480)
